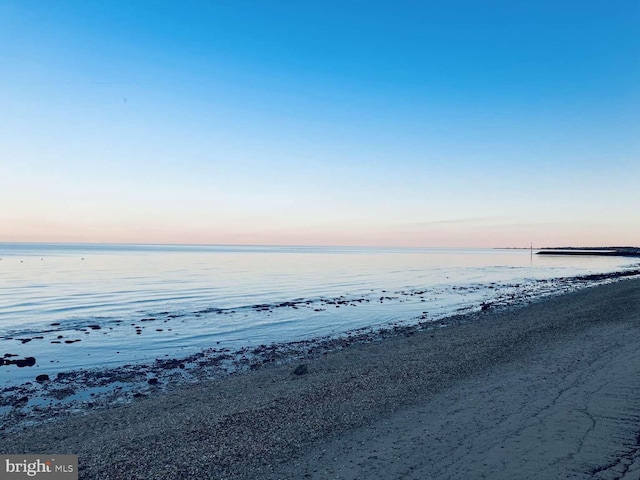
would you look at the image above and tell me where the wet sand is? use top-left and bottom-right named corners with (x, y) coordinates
top-left (4, 278), bottom-right (640, 479)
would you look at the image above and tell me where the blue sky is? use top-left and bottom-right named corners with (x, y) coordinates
top-left (1, 1), bottom-right (638, 247)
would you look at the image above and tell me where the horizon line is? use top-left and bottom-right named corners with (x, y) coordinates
top-left (0, 240), bottom-right (627, 250)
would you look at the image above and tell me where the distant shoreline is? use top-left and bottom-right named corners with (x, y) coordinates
top-left (537, 246), bottom-right (640, 257)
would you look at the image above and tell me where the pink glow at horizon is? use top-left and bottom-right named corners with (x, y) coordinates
top-left (2, 215), bottom-right (637, 249)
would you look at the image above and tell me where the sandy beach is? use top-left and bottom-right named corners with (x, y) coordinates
top-left (4, 277), bottom-right (640, 479)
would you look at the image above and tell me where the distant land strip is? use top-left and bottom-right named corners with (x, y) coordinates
top-left (537, 247), bottom-right (640, 257)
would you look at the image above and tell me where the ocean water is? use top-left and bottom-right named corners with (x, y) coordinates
top-left (1, 243), bottom-right (638, 385)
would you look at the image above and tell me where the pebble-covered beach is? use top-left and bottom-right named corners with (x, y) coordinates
top-left (3, 276), bottom-right (640, 479)
top-left (2, 267), bottom-right (639, 431)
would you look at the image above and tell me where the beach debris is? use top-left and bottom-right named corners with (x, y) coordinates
top-left (48, 387), bottom-right (76, 400)
top-left (1, 357), bottom-right (37, 368)
top-left (35, 374), bottom-right (50, 383)
top-left (293, 364), bottom-right (308, 376)
top-left (155, 358), bottom-right (185, 370)
top-left (12, 396), bottom-right (29, 407)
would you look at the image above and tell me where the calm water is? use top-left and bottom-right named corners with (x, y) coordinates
top-left (1, 243), bottom-right (638, 385)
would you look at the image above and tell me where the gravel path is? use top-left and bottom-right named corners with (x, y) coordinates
top-left (4, 278), bottom-right (640, 479)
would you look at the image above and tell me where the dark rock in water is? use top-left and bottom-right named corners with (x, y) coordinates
top-left (50, 322), bottom-right (61, 326)
top-left (147, 378), bottom-right (159, 385)
top-left (293, 364), bottom-right (308, 376)
top-left (15, 357), bottom-right (36, 368)
top-left (133, 392), bottom-right (146, 399)
top-left (481, 303), bottom-right (492, 311)
top-left (3, 353), bottom-right (18, 358)
top-left (35, 374), bottom-right (50, 383)
top-left (20, 338), bottom-right (32, 344)
top-left (88, 325), bottom-right (101, 330)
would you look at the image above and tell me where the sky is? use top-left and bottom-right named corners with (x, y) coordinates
top-left (1, 1), bottom-right (638, 248)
